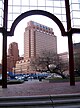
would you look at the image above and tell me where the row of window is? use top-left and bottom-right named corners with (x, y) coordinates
top-left (8, 0), bottom-right (65, 7)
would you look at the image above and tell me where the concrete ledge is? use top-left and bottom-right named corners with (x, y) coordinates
top-left (0, 94), bottom-right (80, 107)
top-left (0, 101), bottom-right (52, 107)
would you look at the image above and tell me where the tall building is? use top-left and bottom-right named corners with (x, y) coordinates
top-left (58, 52), bottom-right (69, 73)
top-left (73, 43), bottom-right (80, 70)
top-left (24, 21), bottom-right (57, 60)
top-left (15, 21), bottom-right (57, 74)
top-left (73, 43), bottom-right (80, 54)
top-left (7, 42), bottom-right (20, 72)
top-left (8, 42), bottom-right (19, 61)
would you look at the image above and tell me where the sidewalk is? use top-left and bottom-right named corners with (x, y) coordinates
top-left (0, 80), bottom-right (80, 97)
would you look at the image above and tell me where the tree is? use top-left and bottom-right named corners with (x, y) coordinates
top-left (48, 64), bottom-right (67, 79)
top-left (30, 50), bottom-right (58, 72)
top-left (30, 50), bottom-right (67, 79)
top-left (57, 55), bottom-right (69, 74)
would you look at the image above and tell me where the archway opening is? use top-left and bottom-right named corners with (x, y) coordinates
top-left (7, 15), bottom-right (69, 84)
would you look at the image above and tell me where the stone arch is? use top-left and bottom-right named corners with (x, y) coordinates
top-left (7, 10), bottom-right (66, 36)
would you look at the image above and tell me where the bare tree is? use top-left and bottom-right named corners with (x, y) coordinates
top-left (30, 50), bottom-right (67, 79)
top-left (57, 56), bottom-right (69, 74)
top-left (30, 50), bottom-right (58, 72)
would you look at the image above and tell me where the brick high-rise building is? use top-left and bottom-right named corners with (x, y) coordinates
top-left (7, 42), bottom-right (20, 72)
top-left (24, 21), bottom-right (57, 60)
top-left (15, 21), bottom-right (57, 74)
top-left (8, 42), bottom-right (19, 61)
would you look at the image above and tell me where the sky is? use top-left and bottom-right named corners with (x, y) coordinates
top-left (0, 15), bottom-right (80, 63)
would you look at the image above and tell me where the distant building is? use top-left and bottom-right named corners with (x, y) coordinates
top-left (24, 21), bottom-right (57, 59)
top-left (15, 21), bottom-right (57, 74)
top-left (73, 42), bottom-right (80, 60)
top-left (7, 55), bottom-right (14, 72)
top-left (73, 42), bottom-right (80, 54)
top-left (15, 59), bottom-right (31, 74)
top-left (58, 52), bottom-right (69, 63)
top-left (58, 52), bottom-right (69, 74)
top-left (73, 43), bottom-right (80, 70)
top-left (7, 42), bottom-right (22, 72)
top-left (8, 42), bottom-right (19, 61)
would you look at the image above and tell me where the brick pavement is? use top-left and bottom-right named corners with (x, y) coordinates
top-left (0, 80), bottom-right (80, 97)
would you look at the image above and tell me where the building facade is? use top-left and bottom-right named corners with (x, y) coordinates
top-left (73, 43), bottom-right (80, 71)
top-left (58, 52), bottom-right (69, 75)
top-left (7, 42), bottom-right (20, 72)
top-left (15, 59), bottom-right (32, 74)
top-left (15, 21), bottom-right (57, 74)
top-left (24, 21), bottom-right (57, 60)
top-left (58, 52), bottom-right (69, 63)
top-left (8, 42), bottom-right (19, 61)
top-left (73, 43), bottom-right (80, 54)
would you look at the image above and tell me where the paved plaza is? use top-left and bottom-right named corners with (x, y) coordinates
top-left (0, 80), bottom-right (80, 97)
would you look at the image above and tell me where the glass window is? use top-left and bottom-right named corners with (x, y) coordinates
top-left (1, 9), bottom-right (3, 18)
top-left (1, 18), bottom-right (3, 26)
top-left (46, 0), bottom-right (53, 7)
top-left (70, 4), bottom-right (72, 12)
top-left (73, 18), bottom-right (80, 26)
top-left (78, 0), bottom-right (80, 3)
top-left (8, 21), bottom-right (13, 30)
top-left (22, 0), bottom-right (29, 6)
top-left (61, 1), bottom-right (65, 7)
top-left (61, 8), bottom-right (66, 14)
top-left (38, 6), bottom-right (45, 11)
top-left (13, 0), bottom-right (20, 6)
top-left (0, 17), bottom-right (1, 26)
top-left (73, 11), bottom-right (80, 18)
top-left (13, 13), bottom-right (19, 20)
top-left (0, 0), bottom-right (1, 7)
top-left (38, 0), bottom-right (45, 6)
top-left (0, 10), bottom-right (1, 16)
top-left (69, 0), bottom-right (72, 4)
top-left (2, 1), bottom-right (4, 10)
top-left (71, 0), bottom-right (79, 3)
top-left (71, 4), bottom-right (79, 11)
top-left (8, 14), bottom-right (13, 20)
top-left (8, 6), bottom-right (13, 13)
top-left (61, 15), bottom-right (66, 22)
top-left (62, 21), bottom-right (67, 30)
top-left (8, 0), bottom-right (13, 5)
top-left (54, 8), bottom-right (61, 14)
top-left (71, 19), bottom-right (74, 27)
top-left (30, 0), bottom-right (38, 6)
top-left (13, 6), bottom-right (21, 13)
top-left (46, 7), bottom-right (53, 14)
top-left (30, 6), bottom-right (38, 10)
top-left (56, 14), bottom-right (62, 21)
top-left (0, 9), bottom-right (3, 18)
top-left (54, 1), bottom-right (61, 7)
top-left (70, 11), bottom-right (73, 19)
top-left (21, 7), bottom-right (29, 13)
